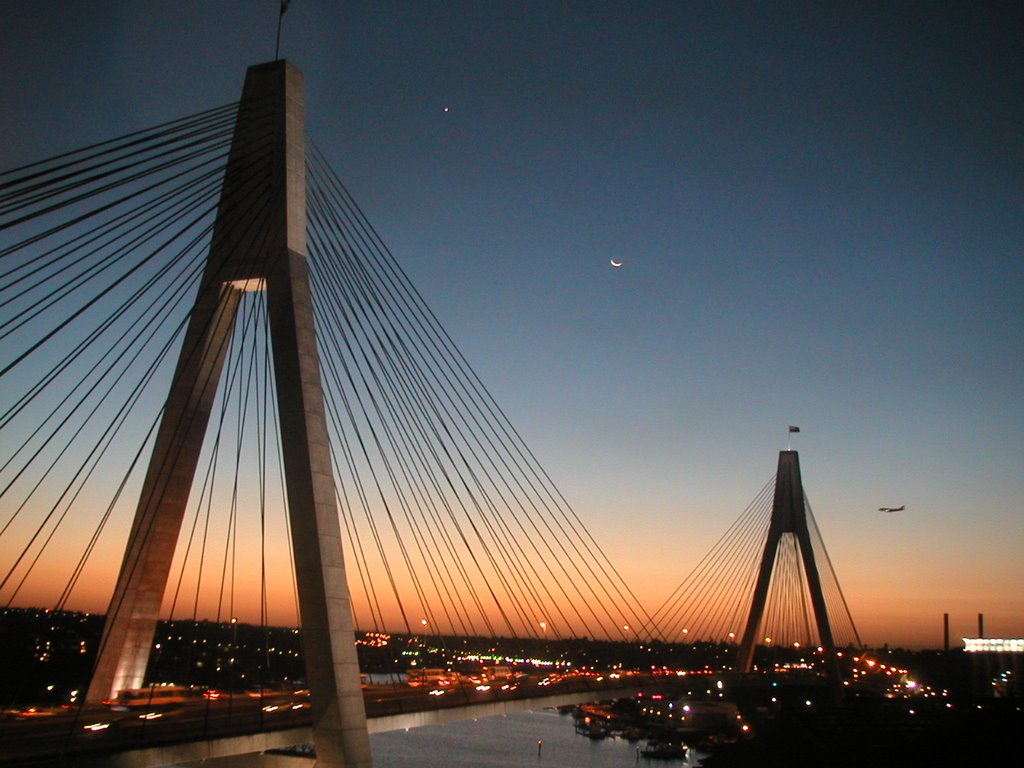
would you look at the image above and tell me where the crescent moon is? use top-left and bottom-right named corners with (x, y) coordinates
top-left (610, 259), bottom-right (623, 268)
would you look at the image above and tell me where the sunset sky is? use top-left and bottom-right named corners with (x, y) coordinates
top-left (1, 1), bottom-right (1021, 649)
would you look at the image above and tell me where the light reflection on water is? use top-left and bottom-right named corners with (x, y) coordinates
top-left (370, 709), bottom-right (699, 768)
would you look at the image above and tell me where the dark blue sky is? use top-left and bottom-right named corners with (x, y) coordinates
top-left (2, 0), bottom-right (1022, 646)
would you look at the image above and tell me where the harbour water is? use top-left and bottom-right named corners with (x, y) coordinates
top-left (369, 709), bottom-right (701, 768)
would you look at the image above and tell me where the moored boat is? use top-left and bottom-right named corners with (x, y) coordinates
top-left (640, 740), bottom-right (688, 759)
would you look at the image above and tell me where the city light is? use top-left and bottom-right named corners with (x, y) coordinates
top-left (963, 638), bottom-right (1024, 653)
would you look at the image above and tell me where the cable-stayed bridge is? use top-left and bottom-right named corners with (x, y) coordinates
top-left (0, 61), bottom-right (859, 767)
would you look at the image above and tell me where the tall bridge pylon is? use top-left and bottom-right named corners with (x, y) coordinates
top-left (736, 450), bottom-right (842, 693)
top-left (84, 60), bottom-right (373, 768)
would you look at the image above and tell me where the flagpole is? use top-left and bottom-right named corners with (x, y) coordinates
top-left (275, 1), bottom-right (289, 60)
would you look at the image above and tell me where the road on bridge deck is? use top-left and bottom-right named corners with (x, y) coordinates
top-left (0, 671), bottom-right (657, 765)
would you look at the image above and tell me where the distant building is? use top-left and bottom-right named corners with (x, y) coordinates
top-left (963, 638), bottom-right (1022, 698)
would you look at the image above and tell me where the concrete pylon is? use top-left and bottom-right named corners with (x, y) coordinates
top-left (86, 61), bottom-right (374, 767)
top-left (736, 451), bottom-right (842, 696)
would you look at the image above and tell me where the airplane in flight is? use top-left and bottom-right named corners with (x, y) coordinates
top-left (878, 505), bottom-right (905, 513)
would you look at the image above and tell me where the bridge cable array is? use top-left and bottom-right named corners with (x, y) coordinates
top-left (648, 477), bottom-right (862, 653)
top-left (0, 98), bottom-right (306, 718)
top-left (303, 140), bottom-right (654, 644)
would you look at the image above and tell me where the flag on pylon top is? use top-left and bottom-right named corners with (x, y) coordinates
top-left (788, 425), bottom-right (800, 433)
top-left (280, 0), bottom-right (291, 15)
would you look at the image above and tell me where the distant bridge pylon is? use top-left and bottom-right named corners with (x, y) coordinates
top-left (736, 450), bottom-right (843, 685)
top-left (650, 449), bottom-right (860, 687)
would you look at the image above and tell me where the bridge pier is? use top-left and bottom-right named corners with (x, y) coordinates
top-left (86, 60), bottom-right (373, 767)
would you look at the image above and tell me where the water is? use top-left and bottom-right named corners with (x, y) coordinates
top-left (370, 709), bottom-right (700, 768)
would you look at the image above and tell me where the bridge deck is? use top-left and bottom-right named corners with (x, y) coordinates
top-left (0, 674), bottom-right (658, 767)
